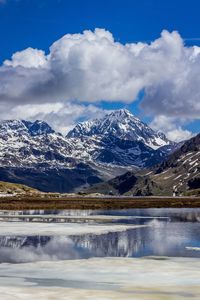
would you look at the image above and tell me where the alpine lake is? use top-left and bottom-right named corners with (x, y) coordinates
top-left (0, 208), bottom-right (200, 299)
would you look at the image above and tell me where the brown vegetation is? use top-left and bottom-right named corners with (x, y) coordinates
top-left (0, 195), bottom-right (200, 210)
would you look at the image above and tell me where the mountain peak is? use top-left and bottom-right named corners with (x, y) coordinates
top-left (23, 120), bottom-right (55, 136)
top-left (110, 108), bottom-right (132, 116)
top-left (104, 109), bottom-right (140, 123)
top-left (0, 120), bottom-right (29, 137)
top-left (67, 109), bottom-right (172, 149)
top-left (0, 119), bottom-right (55, 138)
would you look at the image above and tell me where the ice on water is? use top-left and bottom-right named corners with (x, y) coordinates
top-left (0, 208), bottom-right (200, 299)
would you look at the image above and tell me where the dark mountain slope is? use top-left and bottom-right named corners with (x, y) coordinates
top-left (85, 133), bottom-right (200, 196)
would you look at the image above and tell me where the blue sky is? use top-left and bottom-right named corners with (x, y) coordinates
top-left (1, 0), bottom-right (200, 62)
top-left (0, 0), bottom-right (200, 140)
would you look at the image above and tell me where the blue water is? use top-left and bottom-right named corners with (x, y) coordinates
top-left (0, 208), bottom-right (200, 263)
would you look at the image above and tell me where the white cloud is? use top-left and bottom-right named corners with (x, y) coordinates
top-left (0, 28), bottom-right (200, 136)
top-left (150, 115), bottom-right (194, 142)
top-left (4, 47), bottom-right (48, 68)
top-left (0, 101), bottom-right (108, 134)
top-left (166, 128), bottom-right (194, 142)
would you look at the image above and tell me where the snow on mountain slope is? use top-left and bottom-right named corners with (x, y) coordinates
top-left (152, 133), bottom-right (200, 193)
top-left (0, 120), bottom-right (103, 192)
top-left (0, 111), bottom-right (176, 171)
top-left (0, 111), bottom-right (180, 192)
top-left (0, 120), bottom-right (54, 138)
top-left (0, 119), bottom-right (75, 168)
top-left (67, 109), bottom-right (172, 150)
top-left (87, 133), bottom-right (200, 196)
top-left (22, 120), bottom-right (55, 136)
top-left (69, 134), bottom-right (167, 168)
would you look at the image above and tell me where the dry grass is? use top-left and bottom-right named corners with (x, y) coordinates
top-left (0, 195), bottom-right (200, 210)
top-left (0, 181), bottom-right (38, 194)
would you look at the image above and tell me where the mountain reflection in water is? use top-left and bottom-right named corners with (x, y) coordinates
top-left (0, 215), bottom-right (200, 263)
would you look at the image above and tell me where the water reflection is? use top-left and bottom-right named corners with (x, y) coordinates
top-left (69, 220), bottom-right (200, 258)
top-left (0, 236), bottom-right (86, 263)
top-left (0, 217), bottom-right (199, 263)
top-left (1, 208), bottom-right (200, 222)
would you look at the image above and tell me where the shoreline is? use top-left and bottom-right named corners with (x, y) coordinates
top-left (0, 195), bottom-right (200, 209)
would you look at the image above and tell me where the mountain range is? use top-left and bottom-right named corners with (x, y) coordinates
top-left (0, 109), bottom-right (188, 193)
top-left (68, 109), bottom-right (170, 149)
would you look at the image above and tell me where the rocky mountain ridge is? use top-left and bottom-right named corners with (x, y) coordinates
top-left (0, 110), bottom-right (179, 192)
top-left (67, 109), bottom-right (172, 150)
top-left (86, 133), bottom-right (200, 196)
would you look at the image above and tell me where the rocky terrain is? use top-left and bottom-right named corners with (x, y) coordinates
top-left (0, 109), bottom-right (179, 192)
top-left (68, 109), bottom-right (172, 149)
top-left (86, 133), bottom-right (200, 196)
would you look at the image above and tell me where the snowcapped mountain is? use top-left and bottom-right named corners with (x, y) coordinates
top-left (66, 109), bottom-right (177, 169)
top-left (0, 119), bottom-right (103, 192)
top-left (0, 119), bottom-right (75, 168)
top-left (22, 120), bottom-right (55, 136)
top-left (87, 133), bottom-right (200, 196)
top-left (67, 109), bottom-right (171, 150)
top-left (0, 120), bottom-right (55, 138)
top-left (0, 110), bottom-right (179, 192)
top-left (69, 134), bottom-right (169, 168)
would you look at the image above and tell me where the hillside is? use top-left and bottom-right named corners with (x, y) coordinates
top-left (0, 181), bottom-right (39, 195)
top-left (85, 133), bottom-right (200, 196)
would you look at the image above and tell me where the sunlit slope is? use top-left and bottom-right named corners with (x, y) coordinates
top-left (0, 181), bottom-right (39, 195)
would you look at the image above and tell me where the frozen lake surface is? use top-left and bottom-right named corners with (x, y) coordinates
top-left (1, 257), bottom-right (200, 299)
top-left (0, 208), bottom-right (200, 299)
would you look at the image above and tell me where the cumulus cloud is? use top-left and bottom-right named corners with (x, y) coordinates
top-left (150, 115), bottom-right (194, 142)
top-left (0, 101), bottom-right (108, 134)
top-left (167, 128), bottom-right (194, 142)
top-left (4, 47), bottom-right (48, 68)
top-left (0, 28), bottom-right (200, 137)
